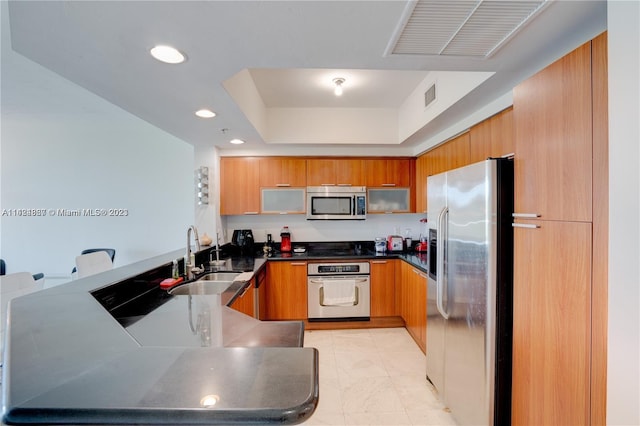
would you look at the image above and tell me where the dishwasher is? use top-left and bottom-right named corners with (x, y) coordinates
top-left (307, 261), bottom-right (370, 321)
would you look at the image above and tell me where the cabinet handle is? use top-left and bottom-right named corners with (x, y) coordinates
top-left (279, 212), bottom-right (289, 215)
top-left (381, 183), bottom-right (396, 187)
top-left (290, 262), bottom-right (306, 266)
top-left (371, 260), bottom-right (387, 264)
top-left (276, 183), bottom-right (291, 187)
top-left (512, 213), bottom-right (541, 218)
top-left (384, 211), bottom-right (394, 214)
top-left (337, 183), bottom-right (352, 186)
top-left (321, 183), bottom-right (336, 186)
top-left (243, 211), bottom-right (259, 215)
top-left (512, 223), bottom-right (540, 229)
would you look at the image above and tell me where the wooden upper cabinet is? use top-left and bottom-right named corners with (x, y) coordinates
top-left (469, 107), bottom-right (514, 163)
top-left (415, 154), bottom-right (430, 214)
top-left (513, 41), bottom-right (592, 222)
top-left (220, 157), bottom-right (260, 215)
top-left (259, 158), bottom-right (306, 187)
top-left (363, 158), bottom-right (413, 187)
top-left (306, 159), bottom-right (364, 186)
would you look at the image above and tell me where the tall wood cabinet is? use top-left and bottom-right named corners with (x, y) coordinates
top-left (511, 33), bottom-right (607, 426)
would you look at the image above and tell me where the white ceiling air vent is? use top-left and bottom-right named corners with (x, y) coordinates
top-left (424, 83), bottom-right (436, 108)
top-left (386, 0), bottom-right (550, 58)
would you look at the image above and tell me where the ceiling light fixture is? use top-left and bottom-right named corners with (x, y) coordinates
top-left (195, 109), bottom-right (216, 118)
top-left (333, 78), bottom-right (345, 96)
top-left (150, 45), bottom-right (186, 64)
top-left (230, 138), bottom-right (245, 145)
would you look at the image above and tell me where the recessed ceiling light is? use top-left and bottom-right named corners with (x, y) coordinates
top-left (195, 109), bottom-right (216, 118)
top-left (229, 138), bottom-right (245, 145)
top-left (150, 45), bottom-right (186, 64)
top-left (333, 78), bottom-right (345, 96)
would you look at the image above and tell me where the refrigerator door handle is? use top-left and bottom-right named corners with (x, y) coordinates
top-left (436, 206), bottom-right (449, 320)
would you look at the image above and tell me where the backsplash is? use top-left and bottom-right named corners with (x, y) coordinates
top-left (222, 213), bottom-right (427, 244)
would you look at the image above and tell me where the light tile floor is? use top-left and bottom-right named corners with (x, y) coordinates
top-left (0, 328), bottom-right (457, 426)
top-left (302, 327), bottom-right (457, 426)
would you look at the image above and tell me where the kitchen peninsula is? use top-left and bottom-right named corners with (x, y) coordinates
top-left (1, 247), bottom-right (318, 425)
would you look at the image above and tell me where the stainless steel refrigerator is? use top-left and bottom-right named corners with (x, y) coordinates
top-left (426, 158), bottom-right (513, 426)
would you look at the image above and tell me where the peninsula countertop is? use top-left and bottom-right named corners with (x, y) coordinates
top-left (1, 248), bottom-right (318, 425)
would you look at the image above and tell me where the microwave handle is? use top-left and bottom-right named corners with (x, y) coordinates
top-left (352, 196), bottom-right (355, 215)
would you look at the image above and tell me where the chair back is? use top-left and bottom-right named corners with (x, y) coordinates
top-left (1, 272), bottom-right (44, 358)
top-left (75, 251), bottom-right (113, 278)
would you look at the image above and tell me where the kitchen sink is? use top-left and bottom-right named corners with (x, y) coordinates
top-left (197, 272), bottom-right (240, 282)
top-left (168, 272), bottom-right (240, 295)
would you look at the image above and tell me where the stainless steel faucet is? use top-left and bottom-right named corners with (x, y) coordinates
top-left (186, 225), bottom-right (203, 280)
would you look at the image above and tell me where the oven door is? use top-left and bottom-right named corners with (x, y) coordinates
top-left (307, 275), bottom-right (370, 321)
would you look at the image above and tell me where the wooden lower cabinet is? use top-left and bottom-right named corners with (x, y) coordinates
top-left (398, 261), bottom-right (427, 353)
top-left (230, 281), bottom-right (255, 317)
top-left (369, 259), bottom-right (396, 317)
top-left (511, 220), bottom-right (592, 425)
top-left (264, 261), bottom-right (308, 320)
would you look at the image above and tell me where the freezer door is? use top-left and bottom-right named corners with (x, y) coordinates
top-left (425, 172), bottom-right (447, 394)
top-left (443, 160), bottom-right (497, 425)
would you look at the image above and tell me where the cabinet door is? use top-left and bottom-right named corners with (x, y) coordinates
top-left (511, 220), bottom-right (591, 426)
top-left (469, 108), bottom-right (515, 163)
top-left (231, 282), bottom-right (255, 317)
top-left (256, 268), bottom-right (268, 320)
top-left (364, 159), bottom-right (412, 187)
top-left (306, 159), bottom-right (336, 186)
top-left (264, 261), bottom-right (307, 320)
top-left (415, 154), bottom-right (431, 214)
top-left (367, 188), bottom-right (410, 213)
top-left (336, 159), bottom-right (364, 186)
top-left (259, 158), bottom-right (306, 187)
top-left (369, 260), bottom-right (396, 317)
top-left (513, 42), bottom-right (592, 222)
top-left (307, 159), bottom-right (364, 186)
top-left (261, 188), bottom-right (305, 214)
top-left (220, 157), bottom-right (260, 215)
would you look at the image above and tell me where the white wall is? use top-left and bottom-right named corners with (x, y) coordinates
top-left (607, 1), bottom-right (640, 424)
top-left (0, 4), bottom-right (194, 286)
top-left (194, 145), bottom-right (223, 246)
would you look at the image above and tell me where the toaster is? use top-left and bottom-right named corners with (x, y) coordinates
top-left (387, 235), bottom-right (403, 252)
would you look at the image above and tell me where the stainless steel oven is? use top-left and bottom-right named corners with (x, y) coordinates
top-left (307, 262), bottom-right (370, 321)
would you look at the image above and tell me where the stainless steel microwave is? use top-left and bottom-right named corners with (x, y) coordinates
top-left (306, 186), bottom-right (366, 220)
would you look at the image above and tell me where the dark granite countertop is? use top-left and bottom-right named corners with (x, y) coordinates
top-left (3, 241), bottom-right (427, 425)
top-left (1, 248), bottom-right (317, 425)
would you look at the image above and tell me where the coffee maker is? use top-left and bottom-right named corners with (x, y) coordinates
top-left (232, 229), bottom-right (255, 254)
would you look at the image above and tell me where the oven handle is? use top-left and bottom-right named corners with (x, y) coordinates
top-left (319, 286), bottom-right (359, 307)
top-left (308, 277), bottom-right (369, 284)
